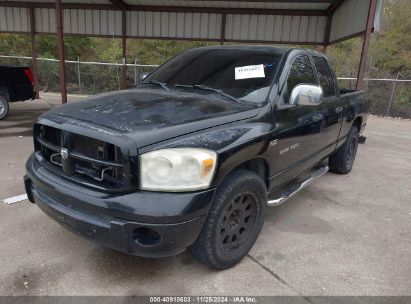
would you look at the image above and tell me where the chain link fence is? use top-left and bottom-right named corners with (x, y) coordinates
top-left (338, 77), bottom-right (411, 118)
top-left (1, 55), bottom-right (410, 118)
top-left (0, 55), bottom-right (158, 95)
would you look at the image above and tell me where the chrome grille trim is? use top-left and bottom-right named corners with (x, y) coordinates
top-left (35, 124), bottom-right (125, 190)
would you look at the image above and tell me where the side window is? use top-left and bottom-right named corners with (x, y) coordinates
top-left (284, 55), bottom-right (316, 102)
top-left (313, 56), bottom-right (336, 97)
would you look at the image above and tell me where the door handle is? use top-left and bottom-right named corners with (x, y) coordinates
top-left (335, 107), bottom-right (343, 114)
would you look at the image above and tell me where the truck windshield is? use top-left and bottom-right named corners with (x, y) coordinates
top-left (144, 48), bottom-right (282, 105)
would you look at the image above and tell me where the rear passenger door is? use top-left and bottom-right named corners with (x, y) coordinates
top-left (311, 56), bottom-right (343, 154)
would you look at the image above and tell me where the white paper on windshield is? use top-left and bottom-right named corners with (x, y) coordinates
top-left (235, 64), bottom-right (265, 80)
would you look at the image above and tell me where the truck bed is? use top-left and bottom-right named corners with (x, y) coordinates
top-left (340, 88), bottom-right (362, 96)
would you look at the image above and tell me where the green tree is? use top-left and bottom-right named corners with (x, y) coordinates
top-left (369, 0), bottom-right (411, 74)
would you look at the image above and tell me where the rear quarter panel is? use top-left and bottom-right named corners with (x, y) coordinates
top-left (337, 91), bottom-right (369, 147)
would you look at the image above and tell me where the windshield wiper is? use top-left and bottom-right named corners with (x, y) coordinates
top-left (143, 80), bottom-right (169, 91)
top-left (184, 84), bottom-right (240, 103)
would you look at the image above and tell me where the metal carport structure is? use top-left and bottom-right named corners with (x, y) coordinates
top-left (0, 0), bottom-right (380, 103)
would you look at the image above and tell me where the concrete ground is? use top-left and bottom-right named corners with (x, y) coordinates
top-left (0, 94), bottom-right (410, 296)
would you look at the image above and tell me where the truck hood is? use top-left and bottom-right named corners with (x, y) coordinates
top-left (42, 88), bottom-right (260, 148)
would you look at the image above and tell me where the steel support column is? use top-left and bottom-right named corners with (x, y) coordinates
top-left (55, 0), bottom-right (67, 104)
top-left (121, 9), bottom-right (127, 89)
top-left (322, 13), bottom-right (332, 54)
top-left (29, 7), bottom-right (39, 99)
top-left (220, 14), bottom-right (226, 45)
top-left (356, 0), bottom-right (378, 90)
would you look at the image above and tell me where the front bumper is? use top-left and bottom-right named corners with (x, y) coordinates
top-left (25, 154), bottom-right (215, 257)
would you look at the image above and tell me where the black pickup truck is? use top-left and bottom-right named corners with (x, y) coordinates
top-left (24, 46), bottom-right (368, 269)
top-left (0, 65), bottom-right (37, 119)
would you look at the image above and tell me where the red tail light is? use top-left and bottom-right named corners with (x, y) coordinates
top-left (24, 68), bottom-right (34, 84)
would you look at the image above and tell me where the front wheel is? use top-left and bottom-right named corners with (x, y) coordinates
top-left (190, 169), bottom-right (267, 269)
top-left (329, 125), bottom-right (359, 174)
top-left (0, 94), bottom-right (9, 120)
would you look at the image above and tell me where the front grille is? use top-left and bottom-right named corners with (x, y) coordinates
top-left (34, 124), bottom-right (125, 190)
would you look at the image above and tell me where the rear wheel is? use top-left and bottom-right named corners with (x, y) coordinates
top-left (329, 125), bottom-right (359, 174)
top-left (0, 91), bottom-right (10, 120)
top-left (190, 169), bottom-right (267, 269)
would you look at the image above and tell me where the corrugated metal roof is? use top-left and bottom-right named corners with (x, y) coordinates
top-left (0, 7), bottom-right (30, 32)
top-left (127, 11), bottom-right (222, 39)
top-left (225, 14), bottom-right (326, 43)
top-left (330, 0), bottom-right (370, 43)
top-left (0, 0), bottom-right (374, 46)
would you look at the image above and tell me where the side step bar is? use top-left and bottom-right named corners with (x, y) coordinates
top-left (267, 165), bottom-right (329, 206)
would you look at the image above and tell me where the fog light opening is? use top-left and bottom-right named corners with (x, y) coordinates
top-left (132, 227), bottom-right (161, 246)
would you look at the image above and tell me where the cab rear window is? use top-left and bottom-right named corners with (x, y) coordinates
top-left (313, 56), bottom-right (336, 97)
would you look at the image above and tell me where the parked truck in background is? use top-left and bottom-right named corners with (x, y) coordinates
top-left (0, 65), bottom-right (37, 120)
top-left (24, 46), bottom-right (369, 269)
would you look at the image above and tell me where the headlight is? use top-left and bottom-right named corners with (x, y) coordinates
top-left (140, 148), bottom-right (217, 191)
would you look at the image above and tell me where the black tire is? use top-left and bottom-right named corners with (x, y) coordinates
top-left (329, 126), bottom-right (359, 174)
top-left (0, 92), bottom-right (9, 120)
top-left (190, 169), bottom-right (267, 269)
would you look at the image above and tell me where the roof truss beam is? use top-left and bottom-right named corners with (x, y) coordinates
top-left (108, 0), bottom-right (128, 11)
top-left (0, 1), bottom-right (327, 16)
top-left (0, 1), bottom-right (116, 10)
top-left (127, 5), bottom-right (328, 16)
top-left (327, 0), bottom-right (346, 14)
top-left (173, 0), bottom-right (332, 2)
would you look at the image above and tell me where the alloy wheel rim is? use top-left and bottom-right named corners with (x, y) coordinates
top-left (0, 98), bottom-right (5, 115)
top-left (218, 191), bottom-right (258, 253)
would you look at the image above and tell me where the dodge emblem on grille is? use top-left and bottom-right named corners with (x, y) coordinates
top-left (61, 148), bottom-right (69, 160)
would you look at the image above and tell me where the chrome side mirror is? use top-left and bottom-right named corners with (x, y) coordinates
top-left (290, 84), bottom-right (323, 106)
top-left (140, 72), bottom-right (150, 82)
